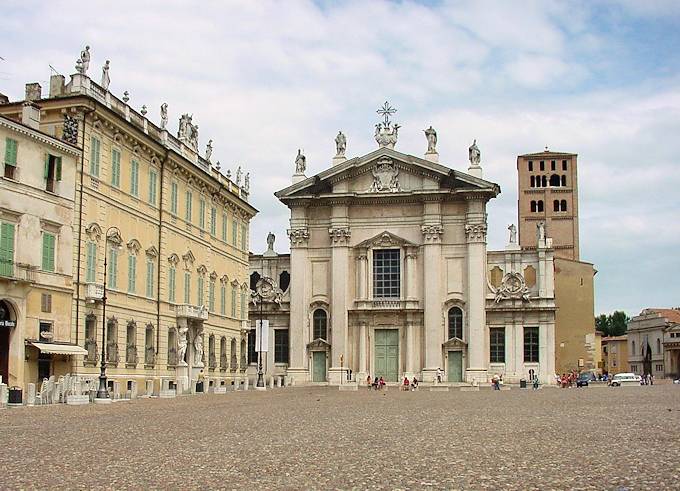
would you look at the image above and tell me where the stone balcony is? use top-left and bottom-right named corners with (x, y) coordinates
top-left (353, 298), bottom-right (420, 311)
top-left (85, 283), bottom-right (104, 303)
top-left (0, 260), bottom-right (36, 284)
top-left (175, 304), bottom-right (208, 321)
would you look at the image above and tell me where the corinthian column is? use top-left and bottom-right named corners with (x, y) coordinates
top-left (465, 197), bottom-right (489, 384)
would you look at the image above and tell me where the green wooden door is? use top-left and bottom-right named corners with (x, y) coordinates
top-left (374, 329), bottom-right (399, 382)
top-left (448, 351), bottom-right (463, 382)
top-left (0, 223), bottom-right (15, 277)
top-left (312, 351), bottom-right (326, 382)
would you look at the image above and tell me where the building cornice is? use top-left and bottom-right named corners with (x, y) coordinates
top-left (0, 115), bottom-right (81, 156)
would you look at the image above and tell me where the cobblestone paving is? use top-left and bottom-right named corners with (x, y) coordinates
top-left (1, 384), bottom-right (679, 490)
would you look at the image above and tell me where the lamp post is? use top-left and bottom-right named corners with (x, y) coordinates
top-left (256, 283), bottom-right (265, 388)
top-left (95, 226), bottom-right (121, 402)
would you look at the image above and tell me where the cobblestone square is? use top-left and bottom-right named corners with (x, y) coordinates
top-left (1, 385), bottom-right (679, 490)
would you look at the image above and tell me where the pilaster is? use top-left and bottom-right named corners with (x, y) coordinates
top-left (328, 224), bottom-right (350, 384)
top-left (421, 199), bottom-right (443, 382)
top-left (287, 224), bottom-right (309, 382)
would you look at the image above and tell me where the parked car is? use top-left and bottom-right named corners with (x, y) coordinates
top-left (576, 372), bottom-right (595, 387)
top-left (610, 372), bottom-right (642, 387)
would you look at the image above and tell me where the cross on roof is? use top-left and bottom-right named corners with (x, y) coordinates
top-left (377, 101), bottom-right (397, 126)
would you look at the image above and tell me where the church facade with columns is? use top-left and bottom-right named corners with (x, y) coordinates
top-left (251, 105), bottom-right (556, 385)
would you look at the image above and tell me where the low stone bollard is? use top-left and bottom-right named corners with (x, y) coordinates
top-left (26, 383), bottom-right (36, 406)
top-left (269, 377), bottom-right (275, 389)
top-left (0, 383), bottom-right (9, 406)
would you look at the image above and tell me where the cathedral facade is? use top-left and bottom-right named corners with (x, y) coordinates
top-left (250, 110), bottom-right (557, 385)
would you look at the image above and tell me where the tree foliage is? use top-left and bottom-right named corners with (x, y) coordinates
top-left (595, 311), bottom-right (629, 337)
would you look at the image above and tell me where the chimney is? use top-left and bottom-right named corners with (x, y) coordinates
top-left (25, 83), bottom-right (42, 102)
top-left (21, 101), bottom-right (41, 129)
top-left (0, 92), bottom-right (9, 104)
top-left (49, 75), bottom-right (65, 98)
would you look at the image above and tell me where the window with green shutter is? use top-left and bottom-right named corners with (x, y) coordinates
top-left (168, 266), bottom-right (176, 303)
top-left (199, 199), bottom-right (205, 229)
top-left (184, 271), bottom-right (191, 304)
top-left (85, 242), bottom-right (97, 283)
top-left (0, 222), bottom-right (16, 277)
top-left (232, 220), bottom-right (238, 246)
top-left (170, 182), bottom-right (178, 214)
top-left (231, 286), bottom-right (237, 317)
top-left (146, 259), bottom-right (155, 298)
top-left (41, 233), bottom-right (56, 272)
top-left (149, 169), bottom-right (157, 205)
top-left (4, 138), bottom-right (18, 166)
top-left (127, 255), bottom-right (137, 293)
top-left (220, 283), bottom-right (226, 315)
top-left (240, 292), bottom-right (246, 320)
top-left (209, 279), bottom-right (215, 311)
top-left (108, 247), bottom-right (118, 288)
top-left (210, 207), bottom-right (216, 236)
top-left (90, 136), bottom-right (100, 177)
top-left (111, 149), bottom-right (121, 187)
top-left (241, 225), bottom-right (247, 251)
top-left (197, 276), bottom-right (204, 306)
top-left (130, 159), bottom-right (139, 196)
top-left (221, 214), bottom-right (227, 241)
top-left (185, 191), bottom-right (192, 222)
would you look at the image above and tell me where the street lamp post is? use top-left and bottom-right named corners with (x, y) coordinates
top-left (256, 286), bottom-right (265, 388)
top-left (95, 226), bottom-right (121, 402)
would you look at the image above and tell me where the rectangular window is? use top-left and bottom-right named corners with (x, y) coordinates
top-left (550, 160), bottom-right (556, 171)
top-left (232, 220), bottom-right (238, 246)
top-left (562, 160), bottom-right (568, 171)
top-left (146, 259), bottom-right (155, 298)
top-left (490, 328), bottom-right (505, 363)
top-left (86, 242), bottom-right (97, 283)
top-left (127, 255), bottom-right (136, 293)
top-left (170, 182), bottom-right (178, 214)
top-left (222, 214), bottom-right (227, 241)
top-left (241, 224), bottom-right (247, 250)
top-left (197, 276), bottom-right (204, 306)
top-left (41, 293), bottom-right (52, 313)
top-left (148, 169), bottom-right (157, 205)
top-left (4, 137), bottom-right (18, 167)
top-left (209, 279), bottom-right (215, 311)
top-left (90, 136), bottom-right (100, 177)
top-left (240, 292), bottom-right (246, 320)
top-left (231, 286), bottom-right (237, 317)
top-left (44, 154), bottom-right (62, 192)
top-left (524, 327), bottom-right (539, 363)
top-left (373, 249), bottom-right (400, 298)
top-left (183, 272), bottom-right (191, 304)
top-left (199, 199), bottom-right (206, 229)
top-left (274, 330), bottom-right (290, 364)
top-left (220, 283), bottom-right (226, 315)
top-left (108, 247), bottom-right (118, 289)
top-left (39, 321), bottom-right (53, 342)
top-left (168, 266), bottom-right (176, 303)
top-left (0, 222), bottom-right (16, 277)
top-left (41, 232), bottom-right (56, 272)
top-left (185, 191), bottom-right (192, 223)
top-left (527, 160), bottom-right (533, 172)
top-left (247, 329), bottom-right (257, 364)
top-left (111, 149), bottom-right (121, 187)
top-left (130, 159), bottom-right (139, 196)
top-left (210, 207), bottom-right (217, 236)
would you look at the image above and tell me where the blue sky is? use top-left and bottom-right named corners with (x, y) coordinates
top-left (2, 0), bottom-right (679, 316)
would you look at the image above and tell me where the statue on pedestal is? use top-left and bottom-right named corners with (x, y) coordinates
top-left (508, 224), bottom-right (517, 244)
top-left (335, 131), bottom-right (347, 157)
top-left (160, 103), bottom-right (168, 130)
top-left (205, 140), bottom-right (213, 162)
top-left (244, 173), bottom-right (250, 193)
top-left (193, 333), bottom-right (204, 367)
top-left (80, 45), bottom-right (91, 74)
top-left (537, 221), bottom-right (546, 242)
top-left (178, 114), bottom-right (199, 151)
top-left (295, 149), bottom-right (306, 174)
top-left (100, 60), bottom-right (111, 90)
top-left (236, 166), bottom-right (242, 186)
top-left (266, 232), bottom-right (275, 252)
top-left (469, 139), bottom-right (481, 166)
top-left (424, 126), bottom-right (437, 154)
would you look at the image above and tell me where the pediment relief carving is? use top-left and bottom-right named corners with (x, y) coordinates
top-left (85, 222), bottom-right (102, 242)
top-left (167, 253), bottom-right (180, 265)
top-left (355, 231), bottom-right (416, 249)
top-left (126, 239), bottom-right (142, 254)
top-left (307, 338), bottom-right (331, 351)
top-left (145, 245), bottom-right (158, 259)
top-left (442, 337), bottom-right (467, 349)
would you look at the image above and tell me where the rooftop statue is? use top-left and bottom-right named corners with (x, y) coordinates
top-left (295, 149), bottom-right (306, 174)
top-left (101, 60), bottom-right (110, 90)
top-left (335, 131), bottom-right (347, 157)
top-left (205, 139), bottom-right (213, 162)
top-left (469, 139), bottom-right (481, 166)
top-left (80, 45), bottom-right (91, 74)
top-left (424, 126), bottom-right (437, 154)
top-left (160, 103), bottom-right (168, 130)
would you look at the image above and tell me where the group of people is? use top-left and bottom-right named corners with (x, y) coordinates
top-left (556, 370), bottom-right (580, 388)
top-left (402, 376), bottom-right (419, 391)
top-left (365, 375), bottom-right (420, 391)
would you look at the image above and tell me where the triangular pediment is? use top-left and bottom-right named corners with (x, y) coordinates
top-left (275, 147), bottom-right (499, 202)
top-left (442, 337), bottom-right (467, 349)
top-left (356, 231), bottom-right (417, 249)
top-left (307, 338), bottom-right (331, 350)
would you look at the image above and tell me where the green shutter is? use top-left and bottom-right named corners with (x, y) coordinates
top-left (220, 284), bottom-right (226, 315)
top-left (168, 267), bottom-right (176, 303)
top-left (199, 199), bottom-right (205, 229)
top-left (185, 191), bottom-right (192, 222)
top-left (171, 182), bottom-right (178, 213)
top-left (146, 260), bottom-right (154, 298)
top-left (149, 169), bottom-right (157, 205)
top-left (41, 233), bottom-right (55, 272)
top-left (44, 154), bottom-right (50, 179)
top-left (4, 138), bottom-right (18, 166)
top-left (0, 222), bottom-right (16, 276)
top-left (128, 255), bottom-right (136, 293)
top-left (197, 276), bottom-right (204, 305)
top-left (231, 287), bottom-right (236, 316)
top-left (184, 272), bottom-right (190, 304)
top-left (86, 242), bottom-right (96, 282)
top-left (111, 149), bottom-right (120, 187)
top-left (131, 160), bottom-right (139, 196)
top-left (56, 157), bottom-right (62, 181)
top-left (222, 214), bottom-right (227, 241)
top-left (108, 248), bottom-right (117, 288)
top-left (90, 137), bottom-right (100, 176)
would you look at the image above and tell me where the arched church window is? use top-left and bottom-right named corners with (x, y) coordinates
top-left (279, 271), bottom-right (290, 292)
top-left (250, 272), bottom-right (260, 291)
top-left (530, 201), bottom-right (537, 213)
top-left (553, 200), bottom-right (560, 212)
top-left (549, 174), bottom-right (561, 187)
top-left (448, 307), bottom-right (463, 340)
top-left (560, 200), bottom-right (567, 212)
top-left (537, 200), bottom-right (544, 212)
top-left (313, 309), bottom-right (328, 340)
